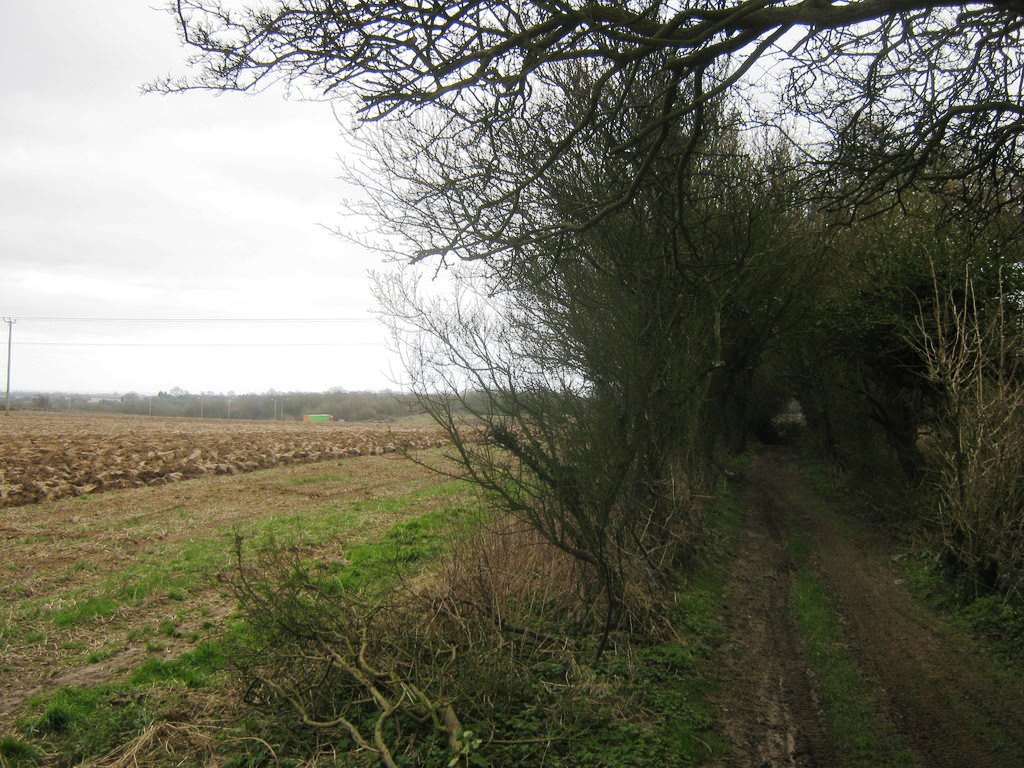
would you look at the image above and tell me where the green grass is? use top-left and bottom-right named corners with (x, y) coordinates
top-left (327, 503), bottom-right (472, 591)
top-left (559, 482), bottom-right (739, 767)
top-left (288, 472), bottom-right (350, 486)
top-left (0, 736), bottom-right (42, 767)
top-left (85, 644), bottom-right (120, 664)
top-left (569, 598), bottom-right (724, 766)
top-left (25, 686), bottom-right (152, 766)
top-left (12, 480), bottom-right (474, 766)
top-left (18, 637), bottom-right (228, 764)
top-left (35, 481), bottom-right (470, 629)
top-left (904, 553), bottom-right (1024, 666)
top-left (11, 472), bottom-right (735, 768)
top-left (50, 596), bottom-right (119, 628)
top-left (129, 639), bottom-right (226, 688)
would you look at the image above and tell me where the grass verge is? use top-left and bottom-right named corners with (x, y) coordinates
top-left (9, 479), bottom-right (478, 766)
top-left (10, 474), bottom-right (738, 767)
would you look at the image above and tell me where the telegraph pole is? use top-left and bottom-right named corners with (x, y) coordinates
top-left (3, 317), bottom-right (14, 414)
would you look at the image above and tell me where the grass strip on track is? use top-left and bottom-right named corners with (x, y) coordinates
top-left (789, 547), bottom-right (916, 768)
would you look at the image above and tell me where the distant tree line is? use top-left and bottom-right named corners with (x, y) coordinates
top-left (11, 389), bottom-right (426, 422)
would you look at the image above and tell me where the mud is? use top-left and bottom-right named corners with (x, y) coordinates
top-left (715, 446), bottom-right (1024, 767)
top-left (710, 463), bottom-right (834, 767)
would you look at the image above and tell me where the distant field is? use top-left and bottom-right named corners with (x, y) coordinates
top-left (0, 412), bottom-right (447, 507)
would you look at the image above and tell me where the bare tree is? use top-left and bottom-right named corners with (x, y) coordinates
top-left (913, 256), bottom-right (1024, 598)
top-left (372, 80), bottom-right (820, 651)
top-left (160, 0), bottom-right (1024, 249)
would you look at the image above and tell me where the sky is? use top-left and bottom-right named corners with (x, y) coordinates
top-left (0, 1), bottom-right (406, 395)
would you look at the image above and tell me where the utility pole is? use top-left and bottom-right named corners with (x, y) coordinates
top-left (3, 317), bottom-right (14, 414)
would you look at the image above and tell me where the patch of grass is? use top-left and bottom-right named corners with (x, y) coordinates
top-left (904, 554), bottom-right (1024, 665)
top-left (797, 456), bottom-right (837, 499)
top-left (68, 560), bottom-right (100, 573)
top-left (0, 736), bottom-right (42, 767)
top-left (19, 639), bottom-right (228, 764)
top-left (554, 488), bottom-right (738, 766)
top-left (36, 481), bottom-right (472, 630)
top-left (127, 626), bottom-right (152, 642)
top-left (23, 630), bottom-right (46, 644)
top-left (288, 472), bottom-right (349, 486)
top-left (309, 493), bottom-right (482, 593)
top-left (85, 644), bottom-right (120, 664)
top-left (0, 614), bottom-right (14, 650)
top-left (50, 596), bottom-right (118, 628)
top-left (25, 686), bottom-right (150, 765)
top-left (130, 639), bottom-right (225, 689)
top-left (158, 619), bottom-right (181, 638)
top-left (571, 615), bottom-right (723, 766)
top-left (790, 548), bottom-right (915, 768)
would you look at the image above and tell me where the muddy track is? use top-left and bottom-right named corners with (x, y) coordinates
top-left (715, 446), bottom-right (1024, 767)
top-left (710, 467), bottom-right (834, 766)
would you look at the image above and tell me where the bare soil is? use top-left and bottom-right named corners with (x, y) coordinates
top-left (713, 446), bottom-right (1024, 767)
top-left (0, 412), bottom-right (448, 507)
top-left (709, 455), bottom-right (833, 767)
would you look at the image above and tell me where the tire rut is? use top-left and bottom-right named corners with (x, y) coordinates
top-left (744, 447), bottom-right (1024, 768)
top-left (709, 473), bottom-right (834, 767)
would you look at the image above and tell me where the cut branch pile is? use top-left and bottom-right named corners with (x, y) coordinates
top-left (232, 544), bottom-right (473, 768)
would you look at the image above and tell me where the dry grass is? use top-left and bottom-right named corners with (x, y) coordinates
top-left (432, 517), bottom-right (586, 634)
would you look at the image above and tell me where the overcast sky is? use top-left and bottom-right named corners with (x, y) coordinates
top-left (0, 1), bottom-right (404, 395)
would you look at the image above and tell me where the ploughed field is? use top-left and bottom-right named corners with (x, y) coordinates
top-left (0, 412), bottom-right (448, 508)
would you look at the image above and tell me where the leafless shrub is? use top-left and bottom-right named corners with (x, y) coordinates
top-left (915, 261), bottom-right (1024, 599)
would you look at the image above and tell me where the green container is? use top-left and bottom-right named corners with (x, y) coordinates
top-left (303, 414), bottom-right (333, 424)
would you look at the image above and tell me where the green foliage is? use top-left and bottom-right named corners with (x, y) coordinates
top-left (26, 686), bottom-right (151, 765)
top-left (905, 554), bottom-right (1024, 664)
top-left (0, 737), bottom-right (42, 767)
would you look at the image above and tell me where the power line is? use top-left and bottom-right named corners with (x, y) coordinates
top-left (15, 341), bottom-right (382, 348)
top-left (14, 316), bottom-right (374, 323)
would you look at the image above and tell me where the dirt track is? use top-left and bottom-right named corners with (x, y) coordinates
top-left (713, 446), bottom-right (1024, 767)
